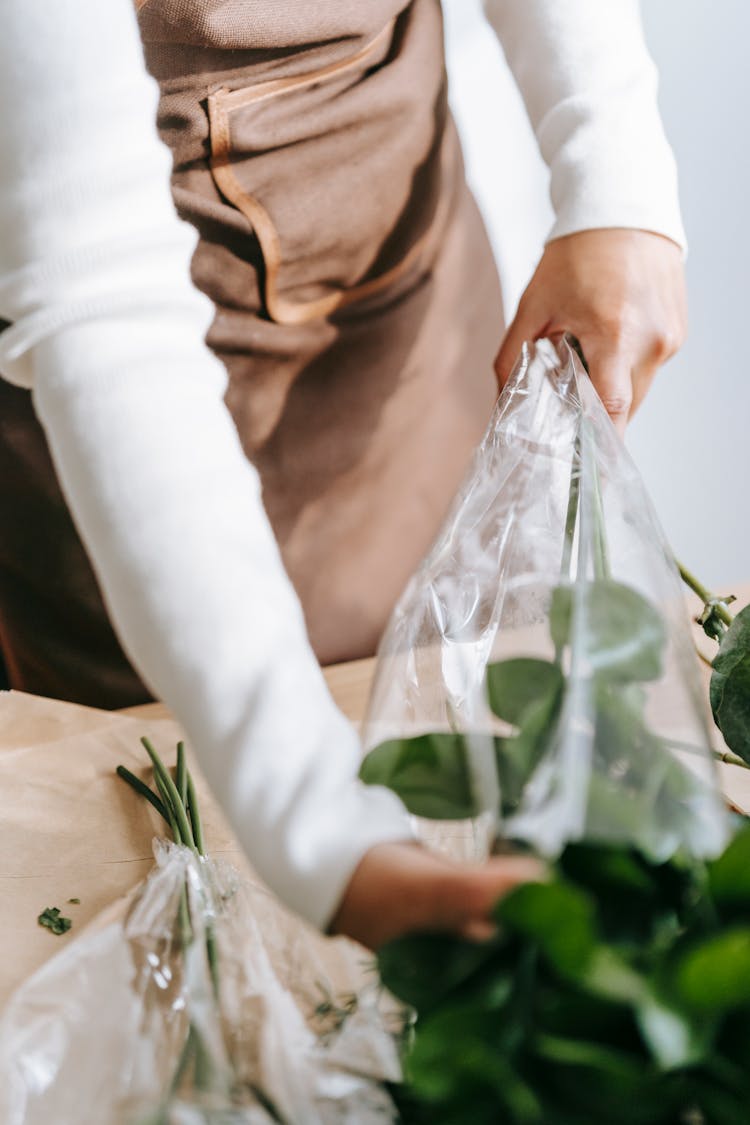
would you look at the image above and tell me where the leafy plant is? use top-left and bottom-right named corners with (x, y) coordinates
top-left (363, 341), bottom-right (749, 1122)
top-left (379, 828), bottom-right (750, 1125)
top-left (680, 564), bottom-right (750, 764)
top-left (360, 422), bottom-right (709, 852)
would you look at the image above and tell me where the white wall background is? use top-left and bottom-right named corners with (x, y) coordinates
top-left (443, 0), bottom-right (750, 590)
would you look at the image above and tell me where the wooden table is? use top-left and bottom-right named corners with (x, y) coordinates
top-left (123, 654), bottom-right (377, 727)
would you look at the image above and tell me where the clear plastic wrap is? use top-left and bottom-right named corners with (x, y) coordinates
top-left (360, 337), bottom-right (728, 862)
top-left (0, 840), bottom-right (400, 1125)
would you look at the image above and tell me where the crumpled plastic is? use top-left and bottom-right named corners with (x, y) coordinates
top-left (360, 337), bottom-right (728, 862)
top-left (0, 840), bottom-right (401, 1124)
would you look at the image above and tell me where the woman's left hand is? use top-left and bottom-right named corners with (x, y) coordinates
top-left (493, 228), bottom-right (688, 435)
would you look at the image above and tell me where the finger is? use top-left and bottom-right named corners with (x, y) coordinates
top-left (582, 345), bottom-right (633, 436)
top-left (494, 296), bottom-right (547, 389)
top-left (460, 917), bottom-right (499, 943)
top-left (439, 855), bottom-right (547, 934)
top-left (629, 360), bottom-right (660, 421)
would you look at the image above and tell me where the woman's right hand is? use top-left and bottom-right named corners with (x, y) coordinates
top-left (330, 840), bottom-right (545, 950)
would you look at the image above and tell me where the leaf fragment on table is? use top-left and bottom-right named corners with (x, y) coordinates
top-left (37, 906), bottom-right (72, 935)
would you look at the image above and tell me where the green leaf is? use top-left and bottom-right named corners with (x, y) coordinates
top-left (408, 1005), bottom-right (544, 1121)
top-left (487, 658), bottom-right (564, 726)
top-left (532, 1033), bottom-right (643, 1075)
top-left (710, 605), bottom-right (750, 763)
top-left (560, 843), bottom-right (656, 898)
top-left (581, 947), bottom-right (648, 1006)
top-left (583, 687), bottom-right (711, 860)
top-left (530, 1034), bottom-right (666, 1124)
top-left (359, 731), bottom-right (477, 819)
top-left (636, 994), bottom-right (714, 1070)
top-left (550, 580), bottom-right (666, 683)
top-left (672, 928), bottom-right (750, 1011)
top-left (495, 682), bottom-right (563, 816)
top-left (378, 932), bottom-right (503, 1013)
top-left (708, 824), bottom-right (750, 912)
top-left (497, 881), bottom-right (597, 978)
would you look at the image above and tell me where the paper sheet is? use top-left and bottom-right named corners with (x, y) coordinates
top-left (0, 690), bottom-right (376, 1016)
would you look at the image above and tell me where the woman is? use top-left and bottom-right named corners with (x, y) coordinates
top-left (0, 0), bottom-right (685, 946)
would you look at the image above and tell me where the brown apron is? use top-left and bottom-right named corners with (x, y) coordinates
top-left (0, 0), bottom-right (503, 707)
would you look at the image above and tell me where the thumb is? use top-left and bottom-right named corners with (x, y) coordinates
top-left (494, 295), bottom-right (545, 389)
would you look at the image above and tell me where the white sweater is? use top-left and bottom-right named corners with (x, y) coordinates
top-left (0, 0), bottom-right (684, 928)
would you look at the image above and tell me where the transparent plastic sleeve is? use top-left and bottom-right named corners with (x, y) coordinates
top-left (0, 840), bottom-right (400, 1125)
top-left (360, 337), bottom-right (728, 863)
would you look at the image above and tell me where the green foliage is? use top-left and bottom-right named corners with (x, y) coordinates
top-left (708, 825), bottom-right (750, 914)
top-left (549, 580), bottom-right (666, 683)
top-left (488, 579), bottom-right (700, 852)
top-left (381, 831), bottom-right (750, 1125)
top-left (710, 605), bottom-right (750, 763)
top-left (487, 658), bottom-right (564, 816)
top-left (359, 732), bottom-right (477, 820)
top-left (486, 658), bottom-right (564, 726)
top-left (360, 578), bottom-right (703, 851)
top-left (496, 882), bottom-right (597, 978)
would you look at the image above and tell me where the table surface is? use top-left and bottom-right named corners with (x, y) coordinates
top-left (124, 653), bottom-right (377, 727)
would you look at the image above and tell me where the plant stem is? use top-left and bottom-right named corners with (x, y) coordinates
top-left (116, 765), bottom-right (171, 826)
top-left (154, 770), bottom-right (182, 844)
top-left (119, 738), bottom-right (225, 1102)
top-left (186, 772), bottom-right (206, 857)
top-left (168, 1023), bottom-right (196, 1098)
top-left (142, 737), bottom-right (196, 850)
top-left (177, 741), bottom-right (188, 810)
top-left (713, 748), bottom-right (750, 770)
top-left (560, 431), bottom-right (581, 581)
top-left (586, 421), bottom-right (610, 581)
top-left (185, 768), bottom-right (220, 995)
top-left (677, 562), bottom-right (734, 627)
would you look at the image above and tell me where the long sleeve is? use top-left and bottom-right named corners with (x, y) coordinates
top-left (0, 0), bottom-right (412, 929)
top-left (482, 0), bottom-right (687, 250)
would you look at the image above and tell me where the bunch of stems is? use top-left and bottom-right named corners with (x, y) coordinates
top-left (117, 738), bottom-right (222, 1105)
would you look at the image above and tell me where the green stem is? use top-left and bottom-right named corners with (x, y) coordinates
top-left (125, 740), bottom-right (222, 1056)
top-left (169, 1023), bottom-right (195, 1098)
top-left (677, 562), bottom-right (734, 627)
top-left (186, 772), bottom-right (206, 856)
top-left (176, 741), bottom-right (188, 811)
top-left (177, 883), bottom-right (192, 956)
top-left (154, 770), bottom-right (182, 844)
top-left (560, 431), bottom-right (581, 582)
top-left (713, 748), bottom-right (750, 771)
top-left (586, 422), bottom-right (610, 581)
top-left (116, 765), bottom-right (170, 826)
top-left (186, 769), bottom-right (219, 997)
top-left (142, 737), bottom-right (196, 850)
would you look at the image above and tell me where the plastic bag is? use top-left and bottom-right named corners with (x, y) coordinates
top-left (360, 337), bottom-right (728, 862)
top-left (0, 840), bottom-right (400, 1125)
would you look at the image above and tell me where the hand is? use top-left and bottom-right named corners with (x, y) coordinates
top-left (330, 841), bottom-right (545, 950)
top-left (494, 229), bottom-right (688, 434)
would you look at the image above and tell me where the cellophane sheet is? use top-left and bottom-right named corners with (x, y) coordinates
top-left (360, 337), bottom-right (727, 863)
top-left (0, 838), bottom-right (400, 1124)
